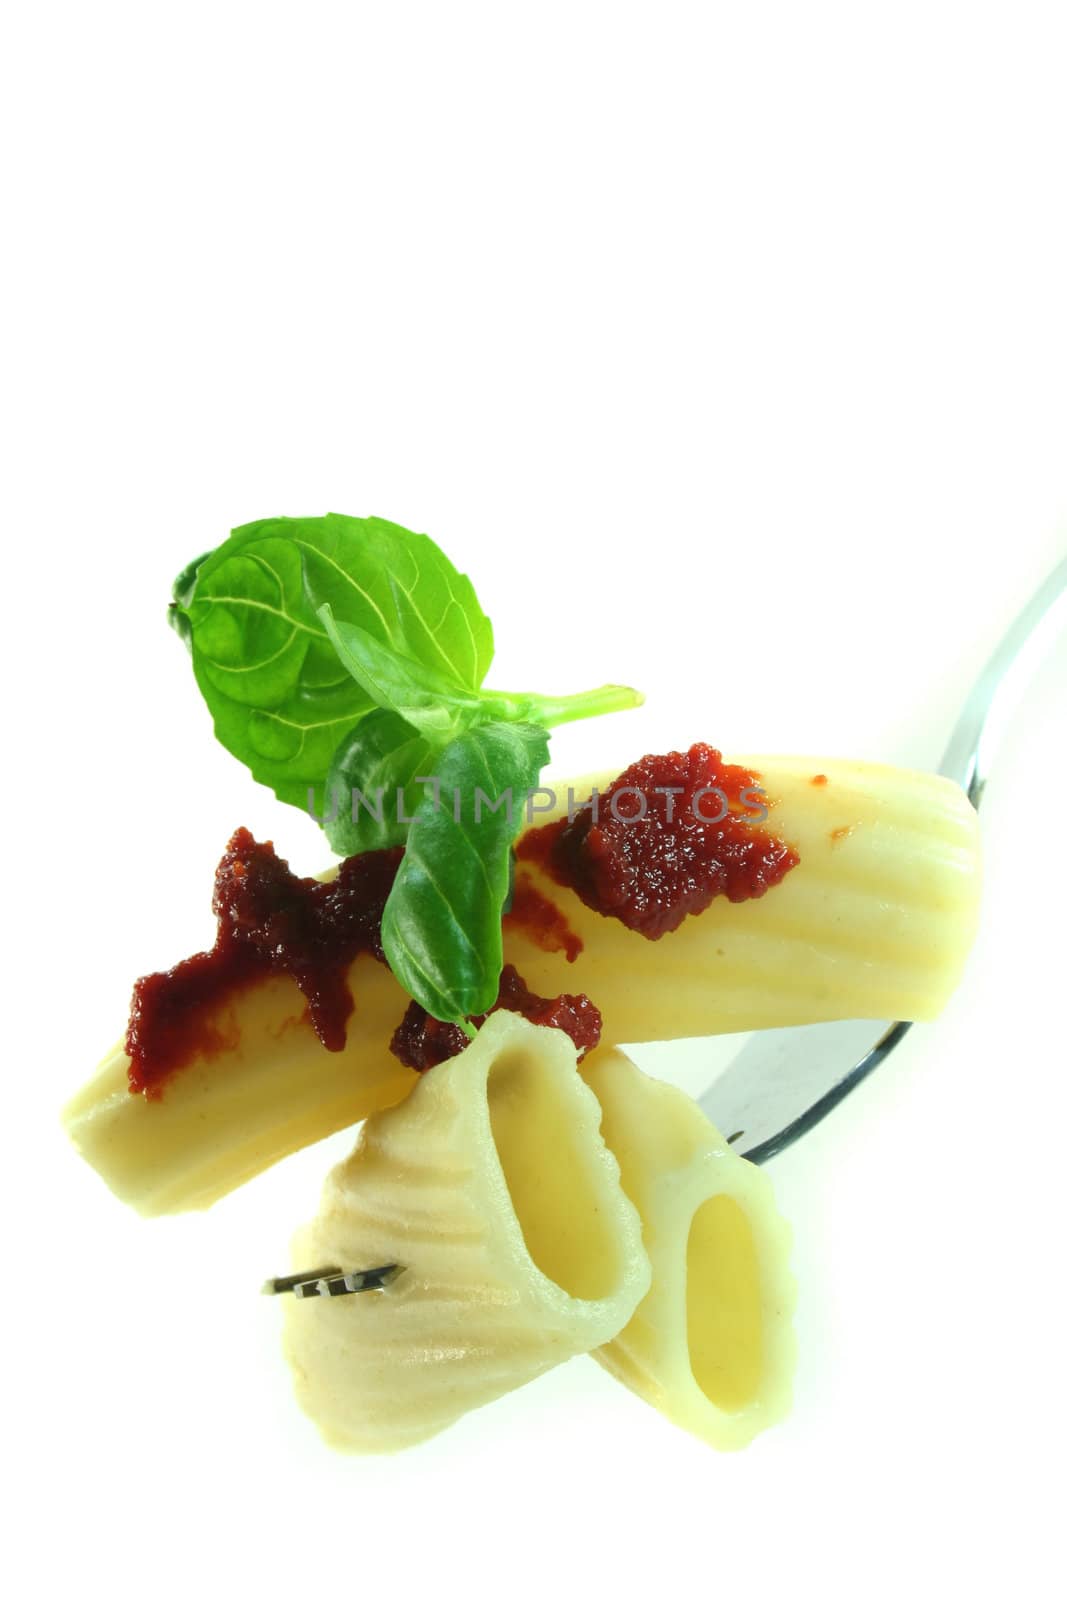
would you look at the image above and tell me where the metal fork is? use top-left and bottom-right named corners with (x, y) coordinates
top-left (267, 552), bottom-right (1067, 1297)
top-left (702, 550), bottom-right (1067, 1164)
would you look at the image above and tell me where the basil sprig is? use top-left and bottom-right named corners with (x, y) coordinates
top-left (173, 514), bottom-right (641, 1025)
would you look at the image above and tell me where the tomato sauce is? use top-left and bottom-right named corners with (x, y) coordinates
top-left (126, 829), bottom-right (402, 1096)
top-left (517, 743), bottom-right (799, 939)
top-left (389, 964), bottom-right (601, 1072)
top-left (504, 877), bottom-right (582, 962)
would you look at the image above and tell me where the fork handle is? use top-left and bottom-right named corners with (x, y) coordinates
top-left (940, 552), bottom-right (1067, 807)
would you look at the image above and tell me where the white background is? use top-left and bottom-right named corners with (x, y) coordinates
top-left (4, 5), bottom-right (1067, 1598)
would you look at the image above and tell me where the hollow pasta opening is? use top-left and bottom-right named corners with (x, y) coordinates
top-left (686, 1193), bottom-right (763, 1411)
top-left (488, 1045), bottom-right (621, 1301)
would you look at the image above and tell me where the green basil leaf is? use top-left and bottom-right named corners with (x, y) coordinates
top-left (321, 709), bottom-right (436, 855)
top-left (381, 721), bottom-right (550, 1021)
top-left (319, 604), bottom-right (485, 740)
top-left (172, 514), bottom-right (494, 809)
top-left (168, 550), bottom-right (211, 645)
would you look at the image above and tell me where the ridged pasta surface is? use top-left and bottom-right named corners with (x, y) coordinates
top-left (63, 757), bottom-right (980, 1215)
top-left (284, 1012), bottom-right (650, 1452)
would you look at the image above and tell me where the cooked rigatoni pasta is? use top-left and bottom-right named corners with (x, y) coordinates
top-left (584, 1049), bottom-right (796, 1450)
top-left (62, 963), bottom-right (414, 1216)
top-left (63, 755), bottom-right (979, 1216)
top-left (511, 757), bottom-right (981, 1042)
top-left (283, 1012), bottom-right (650, 1453)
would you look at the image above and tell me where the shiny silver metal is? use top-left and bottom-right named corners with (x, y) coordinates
top-left (703, 552), bottom-right (1067, 1163)
top-left (263, 1263), bottom-right (401, 1297)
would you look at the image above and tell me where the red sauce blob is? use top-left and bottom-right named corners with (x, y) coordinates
top-left (811, 773), bottom-right (829, 786)
top-left (517, 743), bottom-right (799, 940)
top-left (390, 964), bottom-right (602, 1072)
top-left (504, 876), bottom-right (582, 962)
top-left (126, 829), bottom-right (402, 1097)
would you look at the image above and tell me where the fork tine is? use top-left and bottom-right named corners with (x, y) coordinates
top-left (265, 1263), bottom-right (403, 1297)
top-left (262, 1265), bottom-right (342, 1295)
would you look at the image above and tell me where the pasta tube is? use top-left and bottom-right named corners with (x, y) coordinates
top-left (282, 1012), bottom-right (650, 1453)
top-left (583, 1048), bottom-right (796, 1450)
top-left (62, 963), bottom-right (414, 1215)
top-left (63, 755), bottom-right (979, 1216)
top-left (512, 758), bottom-right (981, 1042)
